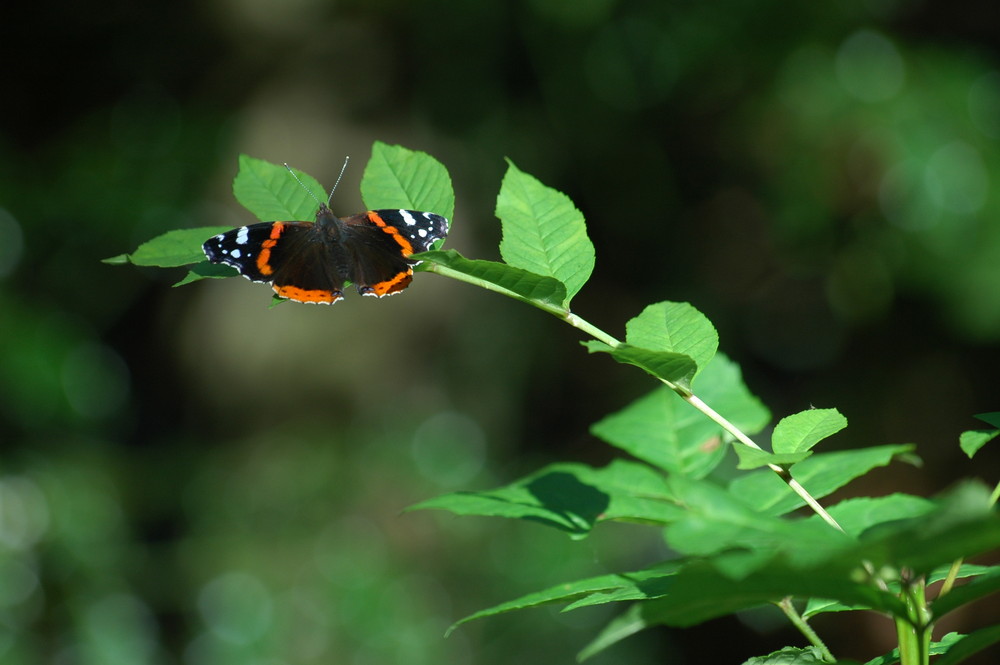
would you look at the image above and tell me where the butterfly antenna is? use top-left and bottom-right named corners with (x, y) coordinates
top-left (283, 163), bottom-right (324, 208)
top-left (327, 156), bottom-right (350, 205)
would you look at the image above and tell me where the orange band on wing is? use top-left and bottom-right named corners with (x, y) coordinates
top-left (273, 284), bottom-right (342, 304)
top-left (367, 212), bottom-right (415, 255)
top-left (369, 270), bottom-right (413, 296)
top-left (256, 222), bottom-right (285, 276)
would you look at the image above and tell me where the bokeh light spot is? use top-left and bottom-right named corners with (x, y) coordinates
top-left (197, 571), bottom-right (273, 645)
top-left (0, 476), bottom-right (50, 550)
top-left (835, 29), bottom-right (905, 102)
top-left (411, 412), bottom-right (486, 488)
top-left (924, 140), bottom-right (989, 215)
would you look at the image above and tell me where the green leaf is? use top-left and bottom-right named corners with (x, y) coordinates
top-left (741, 647), bottom-right (832, 665)
top-left (818, 494), bottom-right (936, 537)
top-left (416, 249), bottom-right (567, 310)
top-left (975, 411), bottom-right (1000, 428)
top-left (449, 561), bottom-right (684, 637)
top-left (591, 356), bottom-right (769, 479)
top-left (360, 141), bottom-right (455, 221)
top-left (729, 444), bottom-right (918, 516)
top-left (496, 160), bottom-right (594, 306)
top-left (663, 475), bottom-right (854, 569)
top-left (585, 342), bottom-right (698, 389)
top-left (233, 155), bottom-right (324, 221)
top-left (106, 227), bottom-right (233, 267)
top-left (624, 557), bottom-right (903, 630)
top-left (624, 302), bottom-right (718, 379)
top-left (591, 386), bottom-right (724, 478)
top-left (865, 632), bottom-right (965, 665)
top-left (173, 262), bottom-right (238, 286)
top-left (734, 447), bottom-right (812, 470)
top-left (852, 482), bottom-right (1000, 575)
top-left (772, 408), bottom-right (847, 454)
top-left (577, 604), bottom-right (648, 662)
top-left (959, 428), bottom-right (999, 458)
top-left (931, 565), bottom-right (1000, 619)
top-left (805, 562), bottom-right (992, 619)
top-left (933, 626), bottom-right (1000, 665)
top-left (695, 354), bottom-right (771, 436)
top-left (409, 460), bottom-right (683, 537)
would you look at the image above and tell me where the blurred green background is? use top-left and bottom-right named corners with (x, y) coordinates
top-left (2, 0), bottom-right (999, 663)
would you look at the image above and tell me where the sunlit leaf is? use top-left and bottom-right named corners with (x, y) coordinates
top-left (496, 160), bottom-right (594, 305)
top-left (105, 226), bottom-right (233, 267)
top-left (361, 141), bottom-right (455, 221)
top-left (772, 408), bottom-right (847, 454)
top-left (233, 154), bottom-right (323, 221)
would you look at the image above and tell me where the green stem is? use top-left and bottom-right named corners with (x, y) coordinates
top-left (432, 262), bottom-right (847, 531)
top-left (777, 597), bottom-right (836, 662)
top-left (896, 576), bottom-right (932, 665)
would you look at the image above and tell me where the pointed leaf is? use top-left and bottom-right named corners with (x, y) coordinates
top-left (591, 355), bottom-right (768, 479)
top-left (729, 444), bottom-right (918, 516)
top-left (974, 411), bottom-right (1000, 428)
top-left (625, 302), bottom-right (718, 378)
top-left (173, 262), bottom-right (238, 286)
top-left (417, 249), bottom-right (566, 310)
top-left (741, 647), bottom-right (832, 665)
top-left (233, 155), bottom-right (323, 221)
top-left (496, 161), bottom-right (594, 305)
top-left (361, 141), bottom-right (454, 220)
top-left (107, 227), bottom-right (233, 267)
top-left (933, 628), bottom-right (1000, 665)
top-left (663, 475), bottom-right (854, 569)
top-left (959, 428), bottom-right (998, 458)
top-left (772, 408), bottom-right (847, 454)
top-left (734, 447), bottom-right (812, 470)
top-left (409, 460), bottom-right (683, 537)
top-left (585, 342), bottom-right (698, 388)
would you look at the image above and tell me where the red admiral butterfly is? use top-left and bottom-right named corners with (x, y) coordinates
top-left (203, 204), bottom-right (449, 305)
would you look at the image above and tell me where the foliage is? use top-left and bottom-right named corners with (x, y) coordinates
top-left (114, 143), bottom-right (1000, 665)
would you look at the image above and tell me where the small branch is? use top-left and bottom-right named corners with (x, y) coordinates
top-left (777, 597), bottom-right (836, 663)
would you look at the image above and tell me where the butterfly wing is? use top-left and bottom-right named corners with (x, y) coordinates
top-left (203, 221), bottom-right (348, 304)
top-left (340, 210), bottom-right (449, 297)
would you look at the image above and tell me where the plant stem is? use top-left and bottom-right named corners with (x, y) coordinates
top-left (896, 577), bottom-right (932, 665)
top-left (777, 597), bottom-right (836, 663)
top-left (428, 263), bottom-right (847, 532)
top-left (564, 310), bottom-right (847, 532)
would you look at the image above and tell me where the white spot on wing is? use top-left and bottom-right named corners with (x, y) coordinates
top-left (399, 210), bottom-right (417, 226)
top-left (236, 226), bottom-right (250, 245)
top-left (230, 248), bottom-right (241, 259)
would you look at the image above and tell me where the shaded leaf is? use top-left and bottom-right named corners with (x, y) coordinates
top-left (584, 342), bottom-right (698, 389)
top-left (173, 262), bottom-right (238, 286)
top-left (409, 460), bottom-right (683, 537)
top-left (729, 444), bottom-right (918, 516)
top-left (417, 249), bottom-right (566, 310)
top-left (734, 447), bottom-right (812, 470)
top-left (933, 627), bottom-right (1000, 665)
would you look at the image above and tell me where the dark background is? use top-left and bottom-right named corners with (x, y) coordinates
top-left (1, 1), bottom-right (998, 663)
